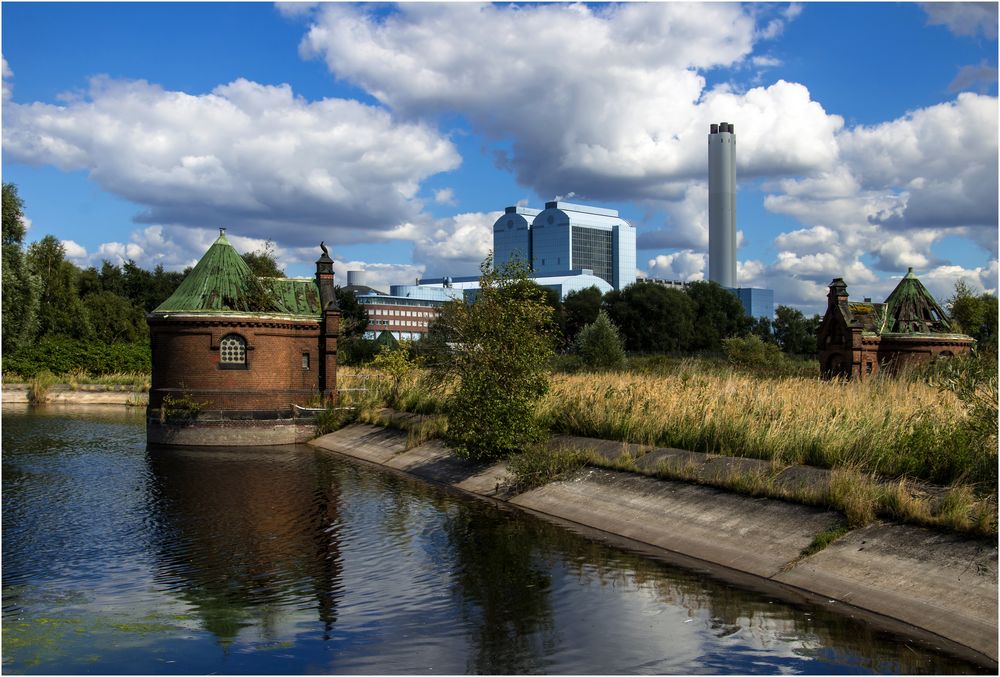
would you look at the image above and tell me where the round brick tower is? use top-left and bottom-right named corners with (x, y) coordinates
top-left (147, 231), bottom-right (339, 445)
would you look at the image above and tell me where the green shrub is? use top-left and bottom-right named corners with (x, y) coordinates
top-left (3, 336), bottom-right (151, 376)
top-left (722, 334), bottom-right (783, 368)
top-left (574, 310), bottom-right (626, 371)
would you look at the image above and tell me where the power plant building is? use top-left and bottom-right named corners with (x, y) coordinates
top-left (493, 201), bottom-right (636, 291)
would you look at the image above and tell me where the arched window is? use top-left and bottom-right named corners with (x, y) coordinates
top-left (220, 334), bottom-right (247, 365)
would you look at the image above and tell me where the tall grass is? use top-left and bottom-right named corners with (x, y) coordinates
top-left (537, 370), bottom-right (994, 487)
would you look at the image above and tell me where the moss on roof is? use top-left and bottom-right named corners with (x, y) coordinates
top-left (152, 232), bottom-right (320, 317)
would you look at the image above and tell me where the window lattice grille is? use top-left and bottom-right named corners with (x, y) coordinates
top-left (220, 335), bottom-right (246, 364)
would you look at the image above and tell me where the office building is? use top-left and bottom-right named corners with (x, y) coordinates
top-left (492, 201), bottom-right (636, 291)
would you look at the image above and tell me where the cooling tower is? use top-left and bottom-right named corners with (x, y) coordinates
top-left (708, 122), bottom-right (737, 288)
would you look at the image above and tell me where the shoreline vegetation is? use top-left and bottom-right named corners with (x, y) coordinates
top-left (4, 352), bottom-right (996, 537)
top-left (328, 356), bottom-right (998, 538)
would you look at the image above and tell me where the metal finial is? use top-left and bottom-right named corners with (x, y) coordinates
top-left (220, 227), bottom-right (226, 236)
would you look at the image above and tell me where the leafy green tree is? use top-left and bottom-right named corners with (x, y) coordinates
top-left (947, 280), bottom-right (998, 354)
top-left (241, 240), bottom-right (284, 278)
top-left (27, 235), bottom-right (93, 340)
top-left (604, 282), bottom-right (696, 353)
top-left (83, 291), bottom-right (149, 344)
top-left (574, 310), bottom-right (626, 370)
top-left (335, 286), bottom-right (370, 340)
top-left (685, 280), bottom-right (751, 351)
top-left (562, 286), bottom-right (603, 342)
top-left (513, 279), bottom-right (565, 345)
top-left (431, 255), bottom-right (556, 460)
top-left (2, 183), bottom-right (41, 355)
top-left (773, 305), bottom-right (820, 356)
top-left (748, 315), bottom-right (776, 344)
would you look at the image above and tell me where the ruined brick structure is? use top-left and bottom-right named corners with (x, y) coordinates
top-left (817, 268), bottom-right (975, 380)
top-left (147, 231), bottom-right (339, 445)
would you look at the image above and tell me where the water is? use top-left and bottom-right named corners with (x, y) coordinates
top-left (2, 406), bottom-right (988, 674)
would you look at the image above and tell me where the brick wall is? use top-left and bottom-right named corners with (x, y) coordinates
top-left (149, 315), bottom-right (327, 413)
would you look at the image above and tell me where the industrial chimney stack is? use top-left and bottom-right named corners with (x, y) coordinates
top-left (708, 122), bottom-right (737, 288)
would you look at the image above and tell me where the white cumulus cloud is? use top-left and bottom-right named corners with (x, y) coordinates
top-left (3, 76), bottom-right (461, 247)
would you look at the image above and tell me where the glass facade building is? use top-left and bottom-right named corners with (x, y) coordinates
top-left (493, 201), bottom-right (636, 291)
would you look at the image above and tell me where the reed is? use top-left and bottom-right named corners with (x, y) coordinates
top-left (538, 370), bottom-right (993, 487)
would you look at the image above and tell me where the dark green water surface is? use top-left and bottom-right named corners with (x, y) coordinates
top-left (1, 406), bottom-right (988, 674)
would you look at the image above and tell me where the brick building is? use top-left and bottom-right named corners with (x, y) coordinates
top-left (817, 268), bottom-right (974, 380)
top-left (147, 231), bottom-right (339, 445)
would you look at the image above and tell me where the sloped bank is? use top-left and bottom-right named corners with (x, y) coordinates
top-left (3, 384), bottom-right (147, 406)
top-left (309, 423), bottom-right (998, 669)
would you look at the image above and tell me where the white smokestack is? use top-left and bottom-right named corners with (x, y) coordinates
top-left (708, 122), bottom-right (737, 288)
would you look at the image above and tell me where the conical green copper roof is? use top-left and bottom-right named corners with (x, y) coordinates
top-left (883, 268), bottom-right (952, 334)
top-left (152, 231), bottom-right (319, 316)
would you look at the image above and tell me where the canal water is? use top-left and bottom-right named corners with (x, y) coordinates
top-left (2, 406), bottom-right (988, 674)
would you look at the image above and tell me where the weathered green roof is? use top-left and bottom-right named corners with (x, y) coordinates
top-left (152, 232), bottom-right (320, 317)
top-left (262, 277), bottom-right (322, 316)
top-left (882, 268), bottom-right (952, 334)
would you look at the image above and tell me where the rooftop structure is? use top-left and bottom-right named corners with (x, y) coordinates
top-left (817, 268), bottom-right (974, 379)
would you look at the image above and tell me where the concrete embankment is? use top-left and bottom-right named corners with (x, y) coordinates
top-left (2, 384), bottom-right (147, 406)
top-left (309, 423), bottom-right (999, 668)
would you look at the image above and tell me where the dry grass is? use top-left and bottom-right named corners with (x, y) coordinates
top-left (538, 370), bottom-right (991, 486)
top-left (334, 364), bottom-right (1000, 536)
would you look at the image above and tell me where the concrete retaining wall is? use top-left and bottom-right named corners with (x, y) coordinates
top-left (309, 423), bottom-right (998, 668)
top-left (3, 385), bottom-right (147, 406)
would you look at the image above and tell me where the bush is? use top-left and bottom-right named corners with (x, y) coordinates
top-left (430, 255), bottom-right (556, 461)
top-left (722, 334), bottom-right (783, 369)
top-left (575, 310), bottom-right (626, 370)
top-left (3, 336), bottom-right (151, 376)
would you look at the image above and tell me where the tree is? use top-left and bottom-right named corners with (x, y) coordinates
top-left (27, 235), bottom-right (92, 340)
top-left (684, 280), bottom-right (751, 352)
top-left (773, 305), bottom-right (820, 356)
top-left (604, 282), bottom-right (696, 353)
top-left (562, 286), bottom-right (603, 342)
top-left (1, 183), bottom-right (41, 355)
top-left (2, 182), bottom-right (27, 246)
top-left (83, 291), bottom-right (149, 344)
top-left (241, 240), bottom-right (284, 278)
top-left (512, 278), bottom-right (565, 345)
top-left (947, 280), bottom-right (998, 353)
top-left (748, 316), bottom-right (776, 344)
top-left (574, 310), bottom-right (626, 370)
top-left (430, 255), bottom-right (556, 460)
top-left (335, 286), bottom-right (370, 340)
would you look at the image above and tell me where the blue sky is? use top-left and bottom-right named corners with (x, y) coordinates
top-left (3, 2), bottom-right (997, 312)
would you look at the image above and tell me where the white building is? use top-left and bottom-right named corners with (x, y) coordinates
top-left (493, 201), bottom-right (636, 291)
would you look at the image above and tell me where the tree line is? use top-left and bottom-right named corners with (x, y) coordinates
top-left (1, 182), bottom-right (372, 376)
top-left (540, 280), bottom-right (822, 357)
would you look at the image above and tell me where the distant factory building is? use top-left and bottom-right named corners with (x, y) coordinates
top-left (493, 201), bottom-right (637, 291)
top-left (345, 270), bottom-right (456, 342)
top-left (817, 269), bottom-right (975, 380)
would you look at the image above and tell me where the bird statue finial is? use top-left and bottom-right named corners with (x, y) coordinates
top-left (320, 240), bottom-right (329, 257)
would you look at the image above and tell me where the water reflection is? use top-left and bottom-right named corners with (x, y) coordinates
top-left (145, 446), bottom-right (343, 645)
top-left (2, 407), bottom-right (990, 674)
top-left (445, 506), bottom-right (557, 674)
